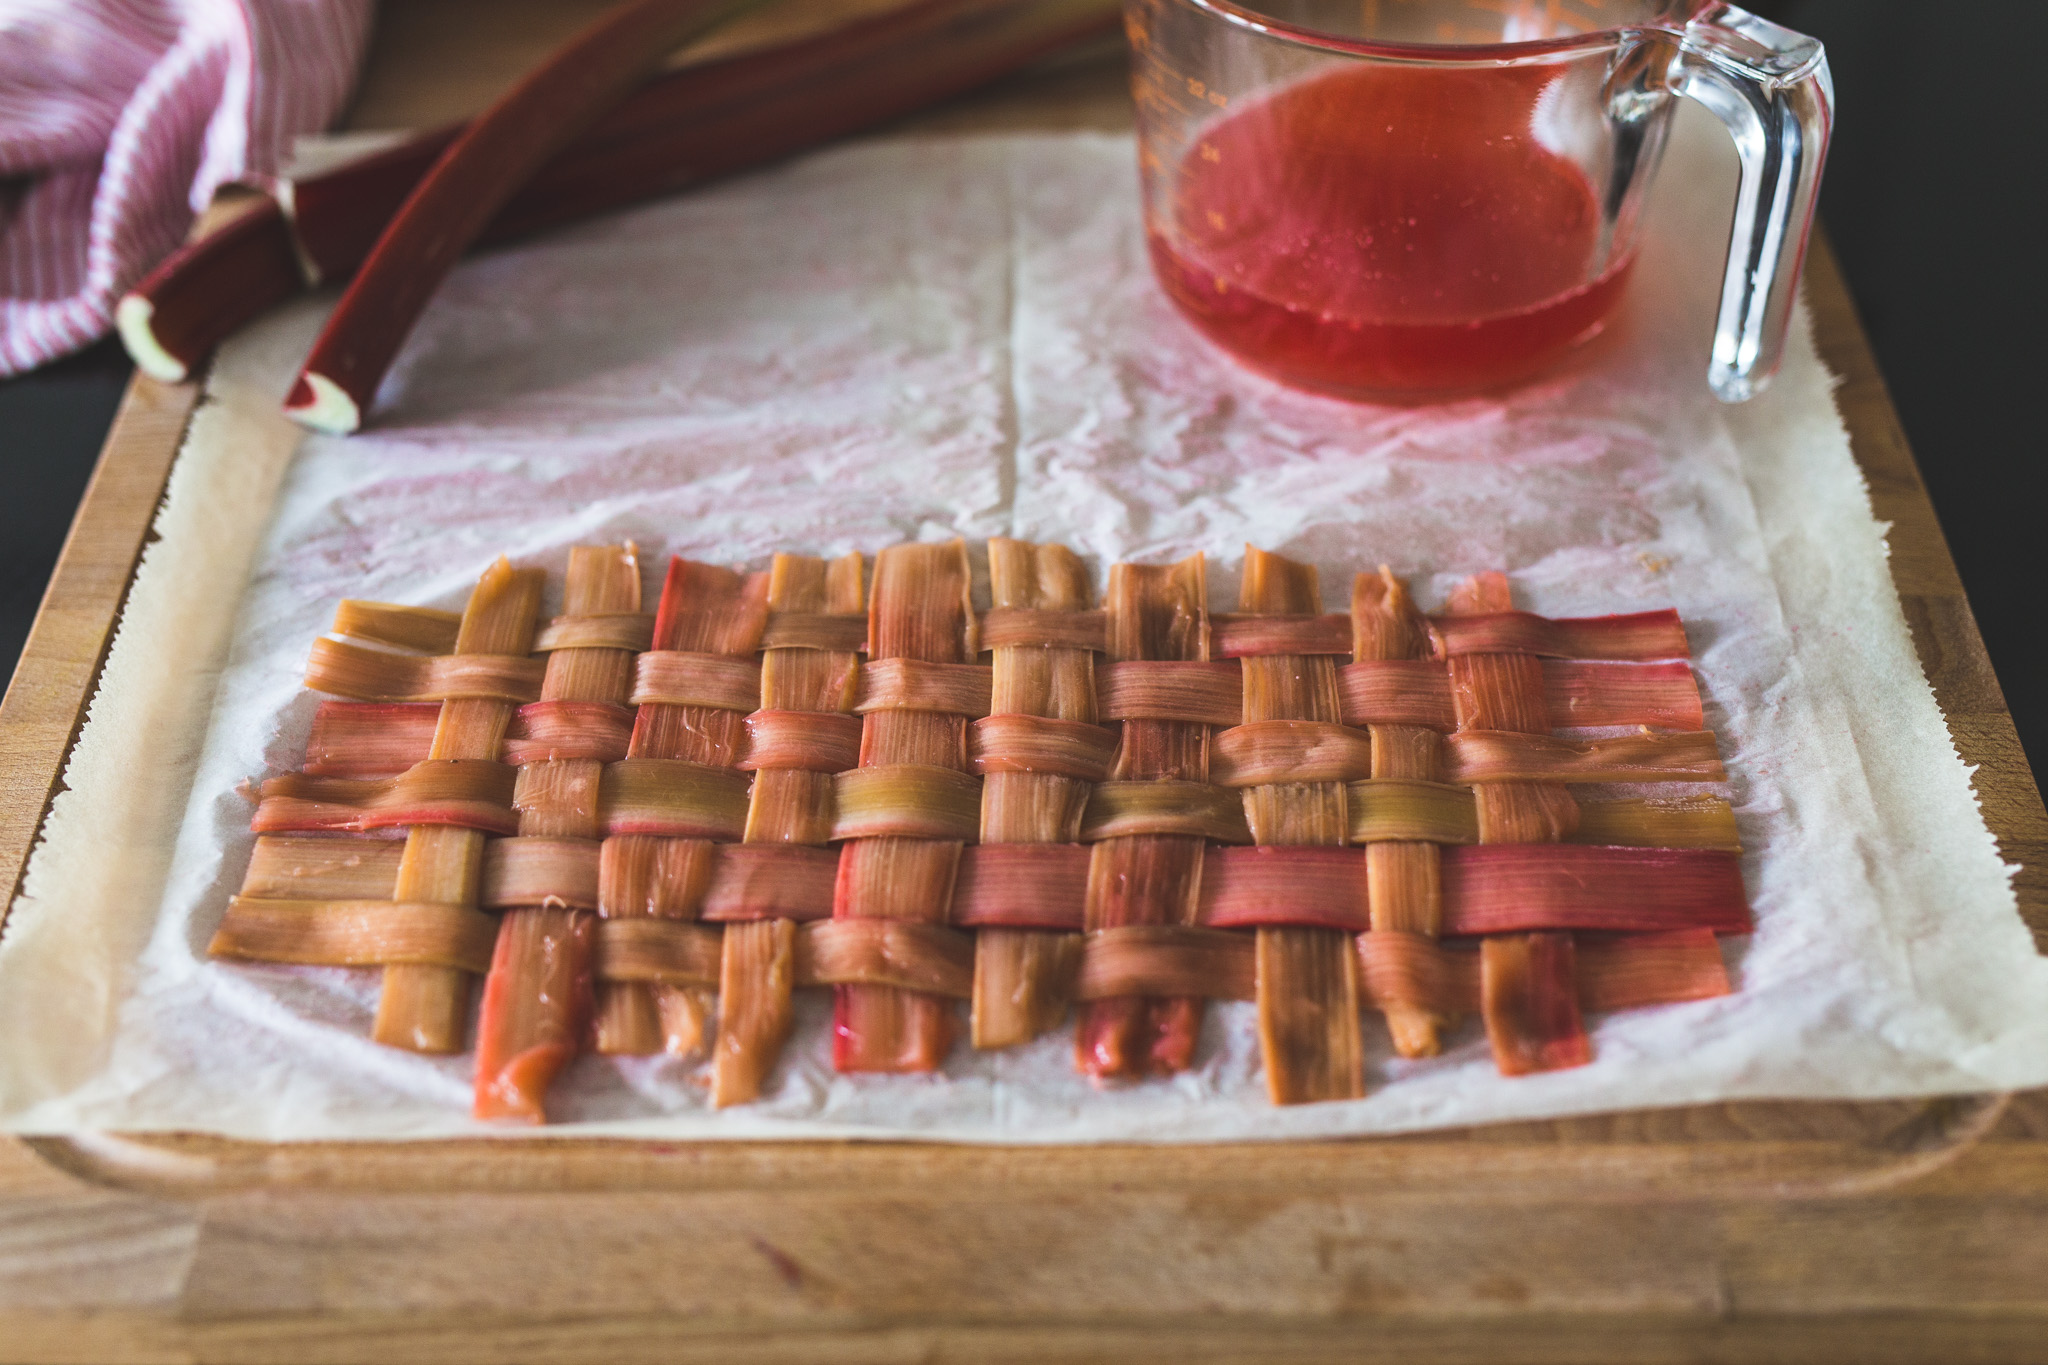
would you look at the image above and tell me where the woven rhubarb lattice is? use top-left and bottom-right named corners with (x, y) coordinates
top-left (214, 540), bottom-right (1745, 1122)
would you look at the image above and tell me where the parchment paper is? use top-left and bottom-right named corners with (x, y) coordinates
top-left (5, 108), bottom-right (2045, 1140)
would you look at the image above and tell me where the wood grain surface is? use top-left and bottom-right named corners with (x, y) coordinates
top-left (2, 4), bottom-right (2045, 1361)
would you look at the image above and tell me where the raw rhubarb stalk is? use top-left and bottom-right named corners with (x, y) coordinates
top-left (597, 558), bottom-right (769, 1058)
top-left (971, 538), bottom-right (1093, 1050)
top-left (115, 197), bottom-right (302, 382)
top-left (717, 551), bottom-right (863, 1107)
top-left (123, 0), bottom-right (1122, 384)
top-left (1353, 567), bottom-right (1449, 1058)
top-left (1447, 572), bottom-right (1591, 1075)
top-left (284, 0), bottom-right (769, 434)
top-left (834, 541), bottom-right (976, 1073)
top-left (377, 558), bottom-right (544, 1053)
top-left (1078, 555), bottom-right (1213, 1080)
top-left (1239, 548), bottom-right (1364, 1105)
top-left (474, 545), bottom-right (641, 1122)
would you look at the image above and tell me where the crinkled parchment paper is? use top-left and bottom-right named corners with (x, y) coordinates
top-left (5, 109), bottom-right (2045, 1140)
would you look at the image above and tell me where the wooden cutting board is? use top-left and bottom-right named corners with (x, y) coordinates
top-left (3, 4), bottom-right (2046, 1360)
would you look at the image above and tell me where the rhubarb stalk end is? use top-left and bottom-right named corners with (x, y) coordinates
top-left (116, 294), bottom-right (188, 383)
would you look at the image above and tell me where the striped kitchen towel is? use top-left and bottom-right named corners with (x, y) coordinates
top-left (0, 0), bottom-right (373, 376)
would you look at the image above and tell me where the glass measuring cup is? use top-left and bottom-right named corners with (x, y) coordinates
top-left (1128, 0), bottom-right (1832, 401)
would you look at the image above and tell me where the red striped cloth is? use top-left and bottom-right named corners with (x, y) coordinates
top-left (0, 0), bottom-right (373, 376)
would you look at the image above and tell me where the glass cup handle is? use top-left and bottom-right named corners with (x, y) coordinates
top-left (1667, 3), bottom-right (1834, 402)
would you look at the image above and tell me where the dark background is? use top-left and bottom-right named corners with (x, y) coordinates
top-left (4, 0), bottom-right (2044, 767)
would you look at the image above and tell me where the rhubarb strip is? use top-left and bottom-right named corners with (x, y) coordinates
top-left (829, 764), bottom-right (983, 842)
top-left (475, 544), bottom-right (641, 1122)
top-left (1441, 845), bottom-right (1750, 936)
top-left (305, 638), bottom-right (544, 704)
top-left (1346, 777), bottom-right (1479, 846)
top-left (738, 710), bottom-right (862, 773)
top-left (1444, 729), bottom-right (1726, 784)
top-left (332, 600), bottom-right (463, 652)
top-left (630, 651), bottom-right (763, 710)
top-left (594, 917), bottom-right (722, 984)
top-left (834, 541), bottom-right (976, 1073)
top-left (1353, 567), bottom-right (1449, 1057)
top-left (1239, 548), bottom-right (1364, 1104)
top-left (1095, 659), bottom-right (1243, 726)
top-left (1572, 796), bottom-right (1741, 852)
top-left (700, 844), bottom-right (840, 922)
top-left (718, 551), bottom-right (863, 1105)
top-left (239, 833), bottom-right (404, 899)
top-left (1213, 612), bottom-right (1352, 657)
top-left (595, 557), bottom-right (768, 1057)
top-left (598, 759), bottom-right (753, 837)
top-left (1075, 925), bottom-right (1255, 1003)
top-left (1577, 929), bottom-right (1732, 1011)
top-left (285, 0), bottom-right (770, 433)
top-left (1080, 780), bottom-right (1252, 843)
top-left (972, 538), bottom-right (1094, 1050)
top-left (1210, 720), bottom-right (1374, 787)
top-left (1354, 928), bottom-right (1730, 1019)
top-left (968, 713), bottom-right (1119, 781)
top-left (303, 702), bottom-right (440, 776)
top-left (952, 844), bottom-right (1091, 929)
top-left (1482, 933), bottom-right (1593, 1075)
top-left (251, 761), bottom-right (518, 834)
top-left (504, 700), bottom-right (635, 764)
top-left (369, 558), bottom-right (542, 1053)
top-left (1432, 608), bottom-right (1690, 662)
top-left (1139, 842), bottom-right (1752, 935)
top-left (798, 919), bottom-right (975, 997)
top-left (1078, 554), bottom-right (1214, 1080)
top-left (210, 899), bottom-right (500, 974)
top-left (852, 658), bottom-right (993, 716)
top-left (534, 613), bottom-right (654, 652)
top-left (479, 836), bottom-right (602, 910)
top-left (1335, 658), bottom-right (1705, 732)
top-left (1446, 571), bottom-right (1589, 1075)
